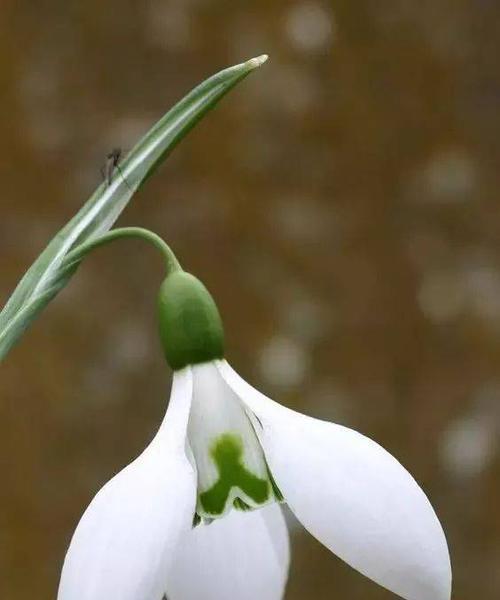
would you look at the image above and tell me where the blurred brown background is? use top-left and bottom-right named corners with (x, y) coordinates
top-left (1, 0), bottom-right (499, 598)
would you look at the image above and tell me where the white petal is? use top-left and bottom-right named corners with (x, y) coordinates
top-left (188, 362), bottom-right (275, 518)
top-left (58, 368), bottom-right (197, 600)
top-left (218, 360), bottom-right (452, 600)
top-left (166, 504), bottom-right (289, 600)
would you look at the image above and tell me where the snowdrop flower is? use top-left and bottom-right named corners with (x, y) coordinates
top-left (58, 269), bottom-right (451, 600)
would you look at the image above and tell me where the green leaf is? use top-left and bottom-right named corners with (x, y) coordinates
top-left (0, 55), bottom-right (268, 361)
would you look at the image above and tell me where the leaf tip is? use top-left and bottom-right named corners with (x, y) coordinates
top-left (246, 54), bottom-right (269, 70)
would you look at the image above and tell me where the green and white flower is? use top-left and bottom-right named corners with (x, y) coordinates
top-left (57, 270), bottom-right (451, 600)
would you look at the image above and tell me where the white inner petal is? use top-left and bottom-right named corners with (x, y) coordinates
top-left (188, 362), bottom-right (276, 519)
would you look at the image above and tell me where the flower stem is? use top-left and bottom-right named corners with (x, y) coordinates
top-left (64, 227), bottom-right (182, 275)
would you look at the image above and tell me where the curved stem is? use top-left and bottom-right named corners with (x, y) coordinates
top-left (64, 227), bottom-right (182, 275)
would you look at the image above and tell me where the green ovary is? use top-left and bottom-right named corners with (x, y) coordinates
top-left (199, 433), bottom-right (271, 515)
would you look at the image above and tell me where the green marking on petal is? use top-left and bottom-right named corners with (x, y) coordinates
top-left (233, 497), bottom-right (252, 511)
top-left (199, 433), bottom-right (270, 515)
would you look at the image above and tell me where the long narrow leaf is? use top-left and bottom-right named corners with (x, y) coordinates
top-left (0, 55), bottom-right (268, 361)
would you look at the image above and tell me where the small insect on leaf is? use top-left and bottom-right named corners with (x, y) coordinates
top-left (104, 148), bottom-right (123, 186)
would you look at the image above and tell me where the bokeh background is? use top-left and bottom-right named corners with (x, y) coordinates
top-left (1, 1), bottom-right (499, 598)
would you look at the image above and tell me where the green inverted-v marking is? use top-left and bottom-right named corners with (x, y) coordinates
top-left (200, 433), bottom-right (270, 515)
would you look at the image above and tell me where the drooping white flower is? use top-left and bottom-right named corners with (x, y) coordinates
top-left (58, 270), bottom-right (451, 600)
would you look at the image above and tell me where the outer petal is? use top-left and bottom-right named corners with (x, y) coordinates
top-left (218, 360), bottom-right (451, 600)
top-left (58, 368), bottom-right (197, 600)
top-left (165, 504), bottom-right (290, 600)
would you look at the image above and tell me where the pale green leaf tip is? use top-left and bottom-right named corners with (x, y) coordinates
top-left (245, 54), bottom-right (269, 70)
